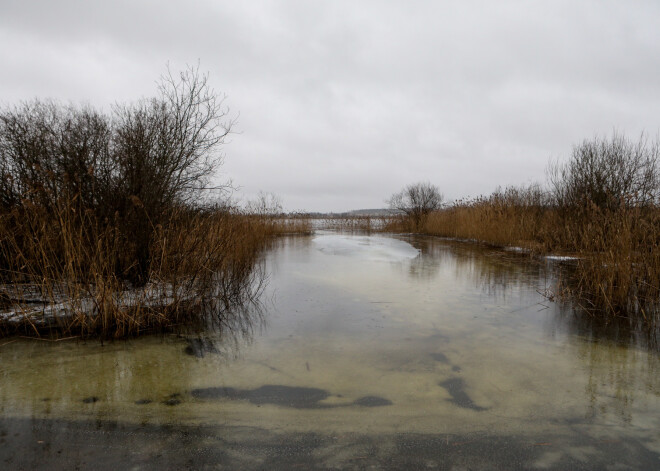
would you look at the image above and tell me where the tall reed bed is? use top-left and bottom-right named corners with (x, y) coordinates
top-left (416, 185), bottom-right (556, 252)
top-left (0, 201), bottom-right (272, 338)
top-left (418, 196), bottom-right (660, 324)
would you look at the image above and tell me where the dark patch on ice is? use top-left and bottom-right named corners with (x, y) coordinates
top-left (430, 352), bottom-right (450, 364)
top-left (82, 397), bottom-right (99, 404)
top-left (191, 385), bottom-right (393, 409)
top-left (439, 378), bottom-right (486, 411)
top-left (452, 365), bottom-right (462, 373)
top-left (163, 393), bottom-right (182, 406)
top-left (191, 385), bottom-right (331, 409)
top-left (353, 396), bottom-right (392, 407)
top-left (427, 332), bottom-right (450, 342)
top-left (184, 338), bottom-right (220, 358)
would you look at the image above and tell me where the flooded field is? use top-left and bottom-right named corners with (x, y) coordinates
top-left (1, 232), bottom-right (659, 470)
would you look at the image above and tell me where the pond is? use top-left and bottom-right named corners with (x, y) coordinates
top-left (1, 232), bottom-right (659, 470)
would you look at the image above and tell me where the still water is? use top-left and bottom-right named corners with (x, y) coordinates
top-left (1, 233), bottom-right (659, 469)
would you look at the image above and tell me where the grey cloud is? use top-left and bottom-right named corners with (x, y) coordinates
top-left (2, 0), bottom-right (660, 211)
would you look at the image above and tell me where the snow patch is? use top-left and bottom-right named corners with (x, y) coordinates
top-left (313, 234), bottom-right (419, 263)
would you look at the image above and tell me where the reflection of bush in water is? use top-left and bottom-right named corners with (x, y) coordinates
top-left (549, 301), bottom-right (659, 352)
top-left (544, 302), bottom-right (660, 425)
top-left (403, 236), bottom-right (550, 298)
top-left (577, 331), bottom-right (658, 424)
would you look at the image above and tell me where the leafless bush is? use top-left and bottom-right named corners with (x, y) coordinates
top-left (549, 132), bottom-right (660, 212)
top-left (0, 65), bottom-right (235, 286)
top-left (0, 203), bottom-right (269, 338)
top-left (245, 192), bottom-right (283, 216)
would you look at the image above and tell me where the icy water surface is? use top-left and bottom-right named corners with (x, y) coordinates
top-left (1, 233), bottom-right (659, 470)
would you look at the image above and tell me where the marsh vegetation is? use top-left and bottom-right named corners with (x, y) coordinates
top-left (0, 67), bottom-right (307, 339)
top-left (389, 134), bottom-right (660, 329)
top-left (1, 66), bottom-right (657, 343)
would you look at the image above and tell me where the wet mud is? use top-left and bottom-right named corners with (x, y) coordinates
top-left (162, 393), bottom-right (183, 406)
top-left (191, 385), bottom-right (331, 408)
top-left (353, 396), bottom-right (393, 407)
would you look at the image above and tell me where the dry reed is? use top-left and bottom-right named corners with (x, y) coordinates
top-left (0, 200), bottom-right (279, 338)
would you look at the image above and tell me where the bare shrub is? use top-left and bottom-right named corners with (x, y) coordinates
top-left (0, 65), bottom-right (235, 286)
top-left (0, 200), bottom-right (269, 338)
top-left (549, 132), bottom-right (660, 212)
top-left (245, 192), bottom-right (283, 217)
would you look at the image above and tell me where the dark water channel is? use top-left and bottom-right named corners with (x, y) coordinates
top-left (1, 232), bottom-right (659, 470)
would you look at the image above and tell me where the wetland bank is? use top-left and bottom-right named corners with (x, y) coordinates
top-left (2, 232), bottom-right (659, 469)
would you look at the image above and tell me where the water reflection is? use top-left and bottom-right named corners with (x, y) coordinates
top-left (548, 302), bottom-right (659, 352)
top-left (1, 232), bottom-right (659, 469)
top-left (0, 290), bottom-right (266, 421)
top-left (405, 235), bottom-right (658, 352)
top-left (401, 235), bottom-right (660, 433)
top-left (402, 236), bottom-right (552, 298)
top-left (545, 304), bottom-right (660, 426)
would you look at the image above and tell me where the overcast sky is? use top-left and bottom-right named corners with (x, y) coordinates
top-left (2, 1), bottom-right (660, 212)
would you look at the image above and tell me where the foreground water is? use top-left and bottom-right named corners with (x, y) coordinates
top-left (1, 233), bottom-right (659, 470)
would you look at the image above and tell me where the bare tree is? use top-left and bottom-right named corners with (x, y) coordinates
top-left (389, 182), bottom-right (443, 230)
top-left (111, 64), bottom-right (236, 284)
